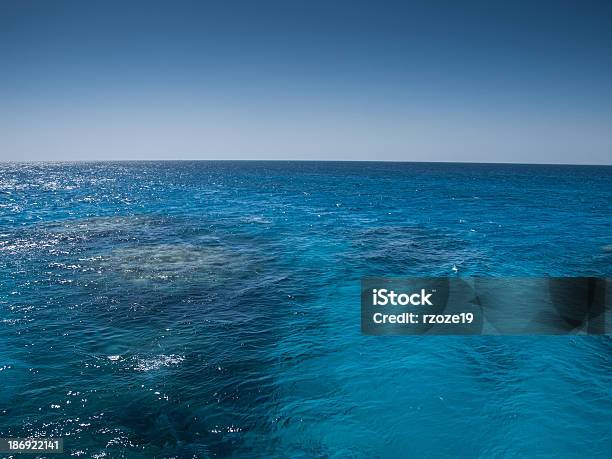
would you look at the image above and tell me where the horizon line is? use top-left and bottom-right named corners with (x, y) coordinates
top-left (1, 159), bottom-right (611, 167)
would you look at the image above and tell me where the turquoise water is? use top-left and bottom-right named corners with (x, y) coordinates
top-left (0, 161), bottom-right (610, 458)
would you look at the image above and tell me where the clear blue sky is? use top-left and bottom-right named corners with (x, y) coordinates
top-left (1, 0), bottom-right (611, 163)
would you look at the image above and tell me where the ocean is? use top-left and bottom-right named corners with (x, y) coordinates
top-left (0, 161), bottom-right (610, 457)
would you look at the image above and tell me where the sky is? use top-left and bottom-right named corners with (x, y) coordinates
top-left (1, 0), bottom-right (612, 164)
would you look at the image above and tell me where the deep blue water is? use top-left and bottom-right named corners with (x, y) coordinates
top-left (0, 161), bottom-right (610, 458)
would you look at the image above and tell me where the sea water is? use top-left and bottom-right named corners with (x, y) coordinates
top-left (0, 161), bottom-right (610, 457)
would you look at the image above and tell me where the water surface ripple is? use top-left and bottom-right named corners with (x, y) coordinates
top-left (0, 162), bottom-right (610, 457)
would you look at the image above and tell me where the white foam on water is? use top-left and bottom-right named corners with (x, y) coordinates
top-left (133, 354), bottom-right (185, 372)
